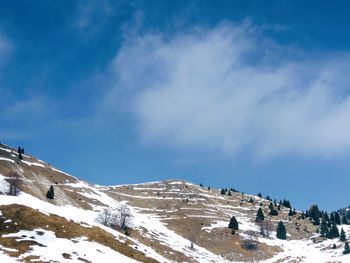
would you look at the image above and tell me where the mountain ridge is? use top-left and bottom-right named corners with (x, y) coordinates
top-left (0, 143), bottom-right (349, 262)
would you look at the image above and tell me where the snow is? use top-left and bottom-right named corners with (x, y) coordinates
top-left (21, 160), bottom-right (45, 168)
top-left (133, 187), bottom-right (166, 191)
top-left (0, 160), bottom-right (349, 263)
top-left (0, 157), bottom-right (14, 163)
top-left (202, 220), bottom-right (228, 232)
top-left (0, 147), bottom-right (12, 153)
top-left (3, 229), bottom-right (140, 263)
top-left (0, 249), bottom-right (18, 263)
top-left (0, 174), bottom-right (10, 194)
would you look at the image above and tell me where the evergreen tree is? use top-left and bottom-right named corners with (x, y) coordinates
top-left (332, 243), bottom-right (337, 249)
top-left (323, 212), bottom-right (329, 222)
top-left (256, 208), bottom-right (264, 222)
top-left (46, 185), bottom-right (55, 199)
top-left (207, 186), bottom-right (211, 191)
top-left (328, 223), bottom-right (339, 239)
top-left (257, 193), bottom-right (262, 198)
top-left (220, 189), bottom-right (226, 195)
top-left (313, 216), bottom-right (320, 226)
top-left (288, 208), bottom-right (296, 216)
top-left (228, 215), bottom-right (239, 230)
top-left (276, 221), bottom-right (287, 240)
top-left (269, 202), bottom-right (278, 216)
top-left (282, 199), bottom-right (291, 208)
top-left (335, 212), bottom-right (341, 225)
top-left (342, 216), bottom-right (349, 225)
top-left (340, 228), bottom-right (347, 242)
top-left (330, 213), bottom-right (336, 224)
top-left (344, 242), bottom-right (350, 255)
top-left (301, 212), bottom-right (305, 219)
top-left (320, 218), bottom-right (329, 238)
top-left (228, 190), bottom-right (232, 196)
top-left (309, 204), bottom-right (321, 225)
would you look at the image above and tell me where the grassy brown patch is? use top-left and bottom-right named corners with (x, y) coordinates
top-left (0, 204), bottom-right (159, 263)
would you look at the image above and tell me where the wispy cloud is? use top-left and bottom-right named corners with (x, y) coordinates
top-left (109, 22), bottom-right (350, 159)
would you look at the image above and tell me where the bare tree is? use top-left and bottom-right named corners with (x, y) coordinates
top-left (258, 219), bottom-right (274, 238)
top-left (119, 204), bottom-right (132, 231)
top-left (96, 204), bottom-right (133, 234)
top-left (5, 172), bottom-right (20, 196)
top-left (97, 208), bottom-right (114, 227)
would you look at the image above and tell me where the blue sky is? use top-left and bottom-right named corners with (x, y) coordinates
top-left (1, 0), bottom-right (350, 211)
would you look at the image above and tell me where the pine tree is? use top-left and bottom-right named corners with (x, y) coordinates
top-left (340, 228), bottom-right (347, 242)
top-left (323, 212), bottom-right (329, 222)
top-left (228, 215), bottom-right (239, 230)
top-left (301, 212), bottom-right (305, 219)
top-left (309, 204), bottom-right (321, 225)
top-left (46, 185), bottom-right (55, 199)
top-left (343, 216), bottom-right (349, 225)
top-left (344, 242), bottom-right (350, 255)
top-left (332, 243), bottom-right (337, 249)
top-left (257, 193), bottom-right (262, 198)
top-left (269, 202), bottom-right (278, 216)
top-left (320, 218), bottom-right (329, 238)
top-left (329, 223), bottom-right (339, 239)
top-left (228, 190), bottom-right (232, 196)
top-left (288, 208), bottom-right (296, 216)
top-left (276, 221), bottom-right (287, 240)
top-left (335, 212), bottom-right (341, 225)
top-left (220, 189), bottom-right (226, 195)
top-left (256, 208), bottom-right (264, 222)
top-left (282, 199), bottom-right (291, 208)
top-left (330, 213), bottom-right (336, 224)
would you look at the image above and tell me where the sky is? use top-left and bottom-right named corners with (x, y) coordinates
top-left (1, 0), bottom-right (350, 211)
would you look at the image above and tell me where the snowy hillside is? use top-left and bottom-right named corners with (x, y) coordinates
top-left (0, 143), bottom-right (350, 262)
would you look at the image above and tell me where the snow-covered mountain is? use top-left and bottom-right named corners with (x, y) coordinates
top-left (0, 143), bottom-right (349, 262)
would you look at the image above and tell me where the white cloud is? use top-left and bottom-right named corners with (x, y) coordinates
top-left (111, 22), bottom-right (350, 159)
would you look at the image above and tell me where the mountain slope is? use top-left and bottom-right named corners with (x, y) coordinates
top-left (0, 143), bottom-right (349, 262)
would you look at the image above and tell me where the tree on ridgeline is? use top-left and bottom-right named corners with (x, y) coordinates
top-left (309, 204), bottom-right (321, 225)
top-left (282, 199), bottom-right (291, 208)
top-left (335, 212), bottom-right (341, 225)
